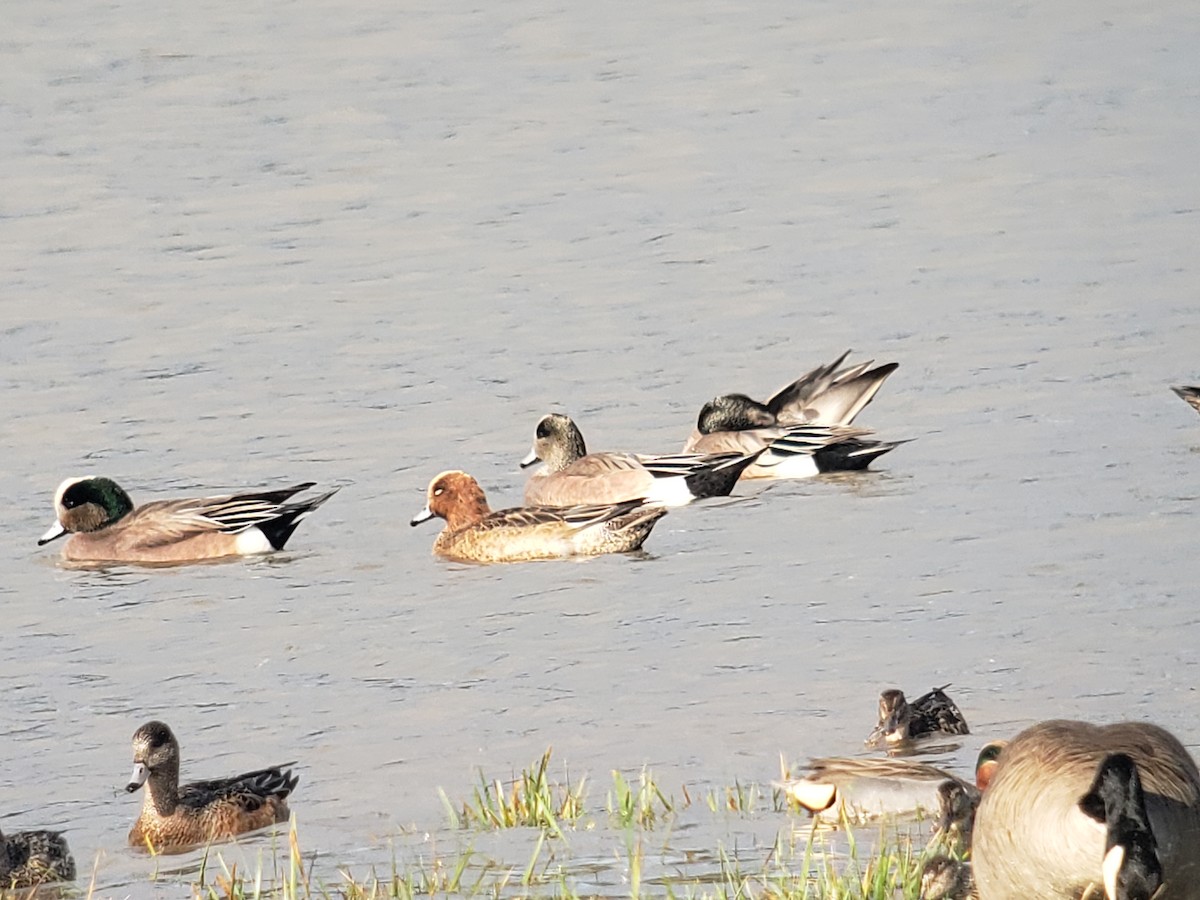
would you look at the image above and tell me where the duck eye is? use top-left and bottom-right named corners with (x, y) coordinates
top-left (535, 422), bottom-right (550, 438)
top-left (433, 487), bottom-right (444, 496)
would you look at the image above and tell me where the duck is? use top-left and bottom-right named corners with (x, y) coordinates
top-left (694, 350), bottom-right (899, 429)
top-left (683, 420), bottom-right (905, 479)
top-left (126, 720), bottom-right (299, 851)
top-left (920, 855), bottom-right (975, 900)
top-left (1171, 385), bottom-right (1200, 413)
top-left (1079, 753), bottom-right (1163, 900)
top-left (38, 477), bottom-right (338, 564)
top-left (934, 777), bottom-right (978, 854)
top-left (410, 470), bottom-right (668, 563)
top-left (865, 685), bottom-right (970, 748)
top-left (520, 413), bottom-right (761, 507)
top-left (780, 757), bottom-right (980, 824)
top-left (973, 720), bottom-right (1200, 900)
top-left (0, 824), bottom-right (75, 889)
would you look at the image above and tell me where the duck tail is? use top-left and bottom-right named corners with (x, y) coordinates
top-left (257, 487), bottom-right (341, 550)
top-left (814, 438), bottom-right (910, 472)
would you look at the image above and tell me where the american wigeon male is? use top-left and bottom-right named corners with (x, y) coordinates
top-left (690, 350), bottom-right (899, 430)
top-left (126, 721), bottom-right (299, 851)
top-left (38, 477), bottom-right (338, 564)
top-left (411, 470), bottom-right (667, 564)
top-left (521, 413), bottom-right (760, 507)
top-left (682, 350), bottom-right (905, 478)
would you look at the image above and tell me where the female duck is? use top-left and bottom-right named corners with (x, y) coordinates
top-left (126, 721), bottom-right (299, 851)
top-left (0, 824), bottom-right (75, 888)
top-left (411, 470), bottom-right (668, 564)
top-left (38, 477), bottom-right (337, 564)
top-left (865, 685), bottom-right (970, 747)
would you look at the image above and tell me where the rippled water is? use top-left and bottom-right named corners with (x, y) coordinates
top-left (2, 0), bottom-right (1199, 895)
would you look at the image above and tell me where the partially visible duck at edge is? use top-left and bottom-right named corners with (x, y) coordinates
top-left (0, 823), bottom-right (75, 889)
top-left (865, 685), bottom-right (970, 748)
top-left (973, 719), bottom-right (1200, 900)
top-left (1171, 385), bottom-right (1200, 414)
top-left (520, 413), bottom-right (760, 507)
top-left (126, 720), bottom-right (298, 852)
top-left (38, 477), bottom-right (338, 564)
top-left (411, 470), bottom-right (668, 564)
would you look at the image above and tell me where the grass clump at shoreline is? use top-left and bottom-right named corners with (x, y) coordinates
top-left (188, 749), bottom-right (937, 900)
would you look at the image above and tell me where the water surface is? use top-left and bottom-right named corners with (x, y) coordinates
top-left (2, 0), bottom-right (1199, 894)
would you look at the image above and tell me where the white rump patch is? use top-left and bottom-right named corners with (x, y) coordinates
top-left (645, 477), bottom-right (696, 507)
top-left (235, 527), bottom-right (275, 555)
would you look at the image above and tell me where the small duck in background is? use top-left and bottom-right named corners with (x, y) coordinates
top-left (1078, 753), bottom-right (1163, 900)
top-left (865, 685), bottom-right (970, 748)
top-left (933, 778), bottom-right (978, 853)
top-left (920, 855), bottom-right (975, 900)
top-left (0, 824), bottom-right (75, 889)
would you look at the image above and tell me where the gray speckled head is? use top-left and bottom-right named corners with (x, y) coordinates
top-left (524, 414), bottom-right (588, 472)
top-left (696, 394), bottom-right (776, 433)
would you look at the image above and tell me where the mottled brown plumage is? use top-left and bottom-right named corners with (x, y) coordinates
top-left (865, 685), bottom-right (970, 747)
top-left (126, 721), bottom-right (298, 851)
top-left (0, 826), bottom-right (75, 889)
top-left (411, 470), bottom-right (667, 563)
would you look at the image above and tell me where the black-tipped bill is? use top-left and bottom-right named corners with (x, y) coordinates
top-left (38, 521), bottom-right (68, 546)
top-left (126, 762), bottom-right (149, 793)
top-left (410, 506), bottom-right (434, 527)
top-left (519, 448), bottom-right (540, 469)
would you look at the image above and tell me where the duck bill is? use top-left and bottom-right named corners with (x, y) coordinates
top-left (410, 506), bottom-right (434, 527)
top-left (126, 762), bottom-right (149, 793)
top-left (519, 448), bottom-right (541, 469)
top-left (37, 521), bottom-right (68, 546)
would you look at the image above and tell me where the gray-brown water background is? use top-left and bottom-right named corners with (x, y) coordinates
top-left (2, 0), bottom-right (1198, 894)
